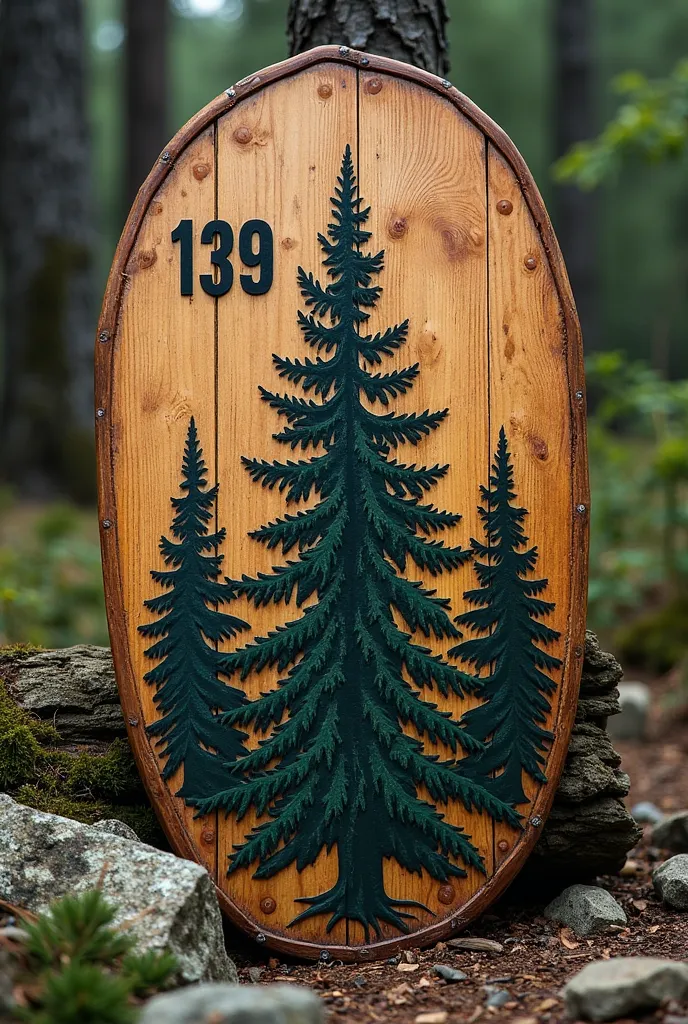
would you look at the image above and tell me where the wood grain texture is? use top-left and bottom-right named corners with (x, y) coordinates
top-left (96, 46), bottom-right (588, 963)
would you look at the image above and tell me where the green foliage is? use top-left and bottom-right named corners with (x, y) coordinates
top-left (139, 417), bottom-right (250, 799)
top-left (196, 147), bottom-right (519, 940)
top-left (0, 497), bottom-right (107, 649)
top-left (450, 429), bottom-right (560, 805)
top-left (554, 58), bottom-right (688, 188)
top-left (586, 351), bottom-right (688, 666)
top-left (14, 890), bottom-right (175, 1024)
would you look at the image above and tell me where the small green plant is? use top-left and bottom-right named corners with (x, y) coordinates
top-left (13, 890), bottom-right (176, 1023)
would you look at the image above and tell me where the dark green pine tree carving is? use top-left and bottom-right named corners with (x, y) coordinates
top-left (139, 417), bottom-right (250, 801)
top-left (197, 146), bottom-right (520, 940)
top-left (449, 427), bottom-right (561, 806)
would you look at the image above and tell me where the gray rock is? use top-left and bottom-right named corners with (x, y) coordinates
top-left (653, 854), bottom-right (688, 910)
top-left (607, 681), bottom-right (649, 740)
top-left (0, 795), bottom-right (235, 984)
top-left (632, 801), bottom-right (664, 825)
top-left (3, 645), bottom-right (124, 742)
top-left (563, 957), bottom-right (688, 1022)
top-left (90, 819), bottom-right (141, 842)
top-left (652, 810), bottom-right (688, 852)
top-left (483, 986), bottom-right (511, 1008)
top-left (139, 983), bottom-right (324, 1023)
top-left (544, 884), bottom-right (626, 936)
top-left (433, 964), bottom-right (467, 982)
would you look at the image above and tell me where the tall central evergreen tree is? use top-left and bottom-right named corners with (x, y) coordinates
top-left (140, 418), bottom-right (250, 800)
top-left (449, 427), bottom-right (561, 806)
top-left (197, 147), bottom-right (520, 939)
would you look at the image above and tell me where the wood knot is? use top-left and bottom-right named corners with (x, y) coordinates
top-left (193, 162), bottom-right (210, 180)
top-left (137, 249), bottom-right (156, 270)
top-left (437, 885), bottom-right (455, 906)
top-left (233, 126), bottom-right (252, 145)
top-left (260, 896), bottom-right (277, 915)
top-left (497, 839), bottom-right (510, 852)
top-left (527, 433), bottom-right (549, 461)
top-left (150, 201), bottom-right (163, 216)
top-left (388, 216), bottom-right (408, 240)
top-left (317, 83), bottom-right (333, 99)
top-left (201, 829), bottom-right (215, 845)
top-left (365, 77), bottom-right (383, 95)
top-left (281, 237), bottom-right (296, 250)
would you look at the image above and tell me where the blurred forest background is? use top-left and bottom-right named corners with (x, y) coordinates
top-left (0, 0), bottom-right (687, 676)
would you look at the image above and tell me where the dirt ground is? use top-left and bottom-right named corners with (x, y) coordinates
top-left (229, 667), bottom-right (688, 1023)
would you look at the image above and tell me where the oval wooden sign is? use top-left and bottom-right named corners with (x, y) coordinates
top-left (96, 46), bottom-right (588, 961)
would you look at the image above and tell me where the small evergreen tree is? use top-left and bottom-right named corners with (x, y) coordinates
top-left (449, 427), bottom-right (561, 806)
top-left (197, 147), bottom-right (520, 939)
top-left (139, 417), bottom-right (249, 800)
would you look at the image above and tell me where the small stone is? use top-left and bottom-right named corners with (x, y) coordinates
top-left (353, 975), bottom-right (366, 988)
top-left (90, 819), bottom-right (140, 842)
top-left (140, 983), bottom-right (324, 1023)
top-left (483, 986), bottom-right (511, 1008)
top-left (563, 957), bottom-right (688, 1022)
top-left (544, 884), bottom-right (626, 936)
top-left (632, 801), bottom-right (664, 825)
top-left (448, 937), bottom-right (504, 953)
top-left (653, 854), bottom-right (688, 909)
top-left (652, 810), bottom-right (688, 852)
top-left (415, 1013), bottom-right (448, 1024)
top-left (433, 964), bottom-right (467, 982)
top-left (397, 962), bottom-right (420, 972)
top-left (607, 681), bottom-right (649, 740)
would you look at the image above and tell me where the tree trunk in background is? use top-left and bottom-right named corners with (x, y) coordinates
top-left (124, 0), bottom-right (169, 206)
top-left (553, 0), bottom-right (597, 347)
top-left (288, 0), bottom-right (449, 76)
top-left (0, 0), bottom-right (96, 502)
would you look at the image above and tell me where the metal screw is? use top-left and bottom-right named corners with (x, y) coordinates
top-left (128, 716), bottom-right (139, 727)
top-left (575, 388), bottom-right (584, 400)
top-left (339, 46), bottom-right (349, 56)
top-left (256, 933), bottom-right (266, 944)
top-left (99, 330), bottom-right (110, 343)
top-left (576, 503), bottom-right (587, 515)
top-left (360, 948), bottom-right (370, 956)
top-left (225, 87), bottom-right (236, 98)
top-left (102, 519), bottom-right (112, 529)
top-left (524, 254), bottom-right (538, 271)
top-left (96, 408), bottom-right (105, 418)
top-left (320, 950), bottom-right (330, 961)
top-left (530, 816), bottom-right (542, 827)
top-left (161, 151), bottom-right (171, 163)
top-left (441, 79), bottom-right (451, 88)
top-left (360, 57), bottom-right (369, 66)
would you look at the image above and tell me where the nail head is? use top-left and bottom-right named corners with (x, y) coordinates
top-left (256, 933), bottom-right (266, 943)
top-left (128, 716), bottom-right (138, 727)
top-left (260, 896), bottom-right (277, 915)
top-left (99, 330), bottom-right (110, 343)
top-left (530, 816), bottom-right (542, 828)
top-left (575, 388), bottom-right (584, 400)
top-left (339, 46), bottom-right (349, 56)
top-left (437, 885), bottom-right (455, 905)
top-left (366, 77), bottom-right (382, 95)
top-left (524, 255), bottom-right (538, 271)
top-left (497, 199), bottom-right (513, 216)
top-left (576, 503), bottom-right (587, 515)
top-left (441, 79), bottom-right (451, 88)
top-left (102, 519), bottom-right (112, 529)
top-left (233, 126), bottom-right (252, 145)
top-left (161, 151), bottom-right (171, 163)
top-left (96, 408), bottom-right (105, 418)
top-left (225, 88), bottom-right (236, 98)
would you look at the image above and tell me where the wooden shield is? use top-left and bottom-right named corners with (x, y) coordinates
top-left (96, 46), bottom-right (588, 961)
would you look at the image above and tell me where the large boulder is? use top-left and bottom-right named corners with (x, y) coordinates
top-left (0, 795), bottom-right (235, 985)
top-left (563, 957), bottom-right (688, 1022)
top-left (139, 983), bottom-right (325, 1024)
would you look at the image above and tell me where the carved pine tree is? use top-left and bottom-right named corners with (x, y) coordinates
top-left (449, 427), bottom-right (561, 806)
top-left (139, 417), bottom-right (250, 800)
top-left (197, 147), bottom-right (520, 940)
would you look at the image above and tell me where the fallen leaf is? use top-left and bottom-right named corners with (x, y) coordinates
top-left (620, 859), bottom-right (642, 877)
top-left (397, 962), bottom-right (420, 972)
top-left (632, 899), bottom-right (648, 912)
top-left (448, 937), bottom-right (504, 954)
top-left (535, 998), bottom-right (559, 1012)
top-left (648, 924), bottom-right (661, 933)
top-left (415, 1013), bottom-right (448, 1024)
top-left (417, 977), bottom-right (431, 988)
top-left (559, 927), bottom-right (579, 950)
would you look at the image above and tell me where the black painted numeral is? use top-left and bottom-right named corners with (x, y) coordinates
top-left (171, 218), bottom-right (273, 297)
top-left (239, 220), bottom-right (274, 295)
top-left (171, 219), bottom-right (193, 296)
top-left (200, 219), bottom-right (234, 297)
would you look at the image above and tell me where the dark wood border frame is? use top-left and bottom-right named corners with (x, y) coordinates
top-left (95, 45), bottom-right (589, 963)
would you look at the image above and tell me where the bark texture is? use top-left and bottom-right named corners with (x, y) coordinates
top-left (287, 0), bottom-right (449, 76)
top-left (0, 0), bottom-right (96, 501)
top-left (553, 0), bottom-right (598, 347)
top-left (0, 635), bottom-right (641, 880)
top-left (125, 0), bottom-right (169, 206)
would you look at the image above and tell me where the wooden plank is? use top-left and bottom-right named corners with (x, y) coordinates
top-left (110, 126), bottom-right (219, 879)
top-left (357, 70), bottom-right (492, 945)
top-left (214, 63), bottom-right (357, 948)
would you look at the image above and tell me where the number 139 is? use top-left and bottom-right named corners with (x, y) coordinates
top-left (171, 218), bottom-right (274, 297)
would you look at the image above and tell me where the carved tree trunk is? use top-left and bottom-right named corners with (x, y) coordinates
top-left (287, 0), bottom-right (449, 76)
top-left (0, 0), bottom-right (96, 502)
top-left (553, 0), bottom-right (598, 347)
top-left (124, 0), bottom-right (169, 206)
